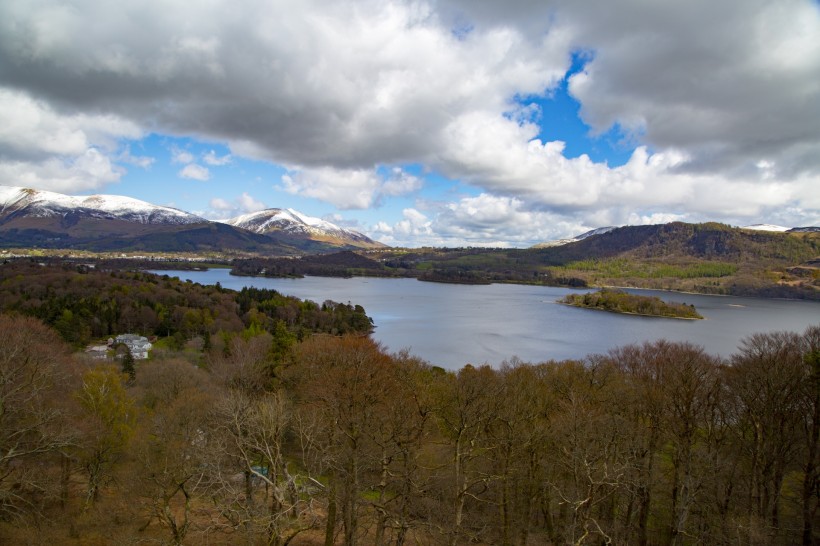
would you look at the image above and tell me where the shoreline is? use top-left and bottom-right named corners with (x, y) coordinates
top-left (557, 301), bottom-right (704, 320)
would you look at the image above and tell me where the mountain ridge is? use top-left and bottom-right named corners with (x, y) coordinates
top-left (0, 186), bottom-right (384, 252)
top-left (223, 208), bottom-right (384, 249)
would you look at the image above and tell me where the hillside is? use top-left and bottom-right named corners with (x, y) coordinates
top-left (362, 222), bottom-right (820, 299)
top-left (536, 222), bottom-right (819, 297)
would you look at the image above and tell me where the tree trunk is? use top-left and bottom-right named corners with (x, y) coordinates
top-left (638, 439), bottom-right (657, 546)
top-left (324, 479), bottom-right (337, 546)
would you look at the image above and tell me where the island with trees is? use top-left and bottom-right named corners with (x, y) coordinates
top-left (560, 288), bottom-right (704, 319)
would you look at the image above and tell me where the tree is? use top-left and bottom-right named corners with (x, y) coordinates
top-left (74, 365), bottom-right (136, 508)
top-left (119, 345), bottom-right (136, 382)
top-left (290, 335), bottom-right (396, 546)
top-left (431, 364), bottom-right (502, 546)
top-left (798, 325), bottom-right (820, 545)
top-left (0, 314), bottom-right (74, 521)
top-left (729, 331), bottom-right (805, 542)
top-left (130, 373), bottom-right (215, 545)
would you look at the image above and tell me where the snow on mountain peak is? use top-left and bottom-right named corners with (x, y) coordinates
top-left (225, 208), bottom-right (347, 236)
top-left (533, 226), bottom-right (617, 248)
top-left (0, 185), bottom-right (204, 225)
top-left (223, 207), bottom-right (382, 248)
top-left (741, 224), bottom-right (790, 232)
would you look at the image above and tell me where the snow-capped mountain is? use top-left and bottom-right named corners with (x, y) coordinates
top-left (0, 186), bottom-right (204, 225)
top-left (741, 224), bottom-right (790, 232)
top-left (224, 208), bottom-right (384, 249)
top-left (532, 226), bottom-right (617, 248)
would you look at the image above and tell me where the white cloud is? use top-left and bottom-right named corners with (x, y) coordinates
top-left (0, 148), bottom-right (124, 193)
top-left (382, 168), bottom-right (423, 196)
top-left (205, 191), bottom-right (266, 220)
top-left (0, 87), bottom-right (141, 192)
top-left (237, 191), bottom-right (265, 212)
top-left (118, 147), bottom-right (155, 169)
top-left (171, 147), bottom-right (195, 164)
top-left (280, 166), bottom-right (423, 209)
top-left (203, 150), bottom-right (232, 166)
top-left (0, 0), bottom-right (817, 240)
top-left (560, 0), bottom-right (820, 179)
top-left (209, 197), bottom-right (233, 211)
top-left (178, 163), bottom-right (210, 181)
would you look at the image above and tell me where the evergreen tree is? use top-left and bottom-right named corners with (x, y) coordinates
top-left (120, 346), bottom-right (136, 382)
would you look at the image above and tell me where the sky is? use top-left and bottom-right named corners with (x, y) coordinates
top-left (0, 0), bottom-right (818, 248)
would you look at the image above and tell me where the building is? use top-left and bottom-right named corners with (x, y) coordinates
top-left (114, 334), bottom-right (153, 360)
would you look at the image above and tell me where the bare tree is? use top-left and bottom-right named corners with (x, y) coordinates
top-left (0, 314), bottom-right (74, 521)
top-left (729, 331), bottom-right (805, 542)
top-left (290, 334), bottom-right (396, 546)
top-left (798, 325), bottom-right (820, 546)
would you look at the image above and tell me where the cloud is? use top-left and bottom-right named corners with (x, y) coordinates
top-left (206, 191), bottom-right (266, 220)
top-left (171, 147), bottom-right (195, 164)
top-left (203, 150), bottom-right (231, 166)
top-left (368, 195), bottom-right (594, 247)
top-left (237, 191), bottom-right (265, 212)
top-left (209, 197), bottom-right (233, 211)
top-left (280, 166), bottom-right (423, 209)
top-left (0, 0), bottom-right (567, 170)
top-left (0, 148), bottom-right (124, 193)
top-left (178, 163), bottom-right (210, 181)
top-left (0, 87), bottom-right (140, 192)
top-left (560, 0), bottom-right (820, 179)
top-left (0, 0), bottom-right (817, 239)
top-left (118, 147), bottom-right (155, 169)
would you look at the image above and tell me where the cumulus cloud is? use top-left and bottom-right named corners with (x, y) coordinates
top-left (178, 163), bottom-right (210, 181)
top-left (368, 194), bottom-right (595, 247)
top-left (0, 148), bottom-right (124, 193)
top-left (280, 166), bottom-right (423, 209)
top-left (203, 150), bottom-right (232, 166)
top-left (206, 192), bottom-right (266, 220)
top-left (560, 0), bottom-right (820, 179)
top-left (0, 0), bottom-right (567, 194)
top-left (171, 147), bottom-right (195, 164)
top-left (0, 87), bottom-right (141, 191)
top-left (0, 0), bottom-right (817, 242)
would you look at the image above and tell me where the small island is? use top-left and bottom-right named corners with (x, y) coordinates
top-left (559, 288), bottom-right (703, 319)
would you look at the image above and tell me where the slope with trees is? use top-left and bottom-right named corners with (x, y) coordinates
top-left (1, 305), bottom-right (818, 544)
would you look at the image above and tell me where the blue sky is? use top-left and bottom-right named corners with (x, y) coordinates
top-left (1, 0), bottom-right (818, 247)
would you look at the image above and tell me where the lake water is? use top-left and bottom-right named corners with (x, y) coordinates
top-left (155, 269), bottom-right (819, 370)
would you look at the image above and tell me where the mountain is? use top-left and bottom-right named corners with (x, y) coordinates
top-left (0, 186), bottom-right (332, 254)
top-left (0, 185), bottom-right (387, 254)
top-left (789, 227), bottom-right (820, 233)
top-left (0, 186), bottom-right (204, 226)
top-left (532, 222), bottom-right (820, 298)
top-left (532, 226), bottom-right (617, 248)
top-left (224, 208), bottom-right (385, 249)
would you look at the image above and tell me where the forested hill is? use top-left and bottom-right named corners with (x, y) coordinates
top-left (354, 222), bottom-right (819, 299)
top-left (538, 221), bottom-right (818, 262)
top-left (0, 260), bottom-right (373, 347)
top-left (534, 222), bottom-right (819, 298)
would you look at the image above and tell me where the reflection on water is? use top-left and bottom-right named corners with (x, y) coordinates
top-left (152, 270), bottom-right (820, 370)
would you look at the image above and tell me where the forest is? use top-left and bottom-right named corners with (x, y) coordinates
top-left (0, 261), bottom-right (818, 545)
top-left (0, 261), bottom-right (373, 347)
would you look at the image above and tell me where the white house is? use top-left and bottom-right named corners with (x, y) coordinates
top-left (114, 334), bottom-right (153, 360)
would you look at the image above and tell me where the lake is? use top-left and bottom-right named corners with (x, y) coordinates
top-left (154, 269), bottom-right (819, 370)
